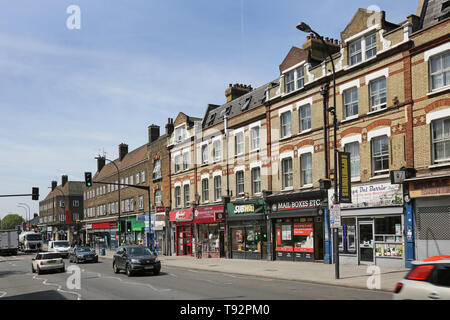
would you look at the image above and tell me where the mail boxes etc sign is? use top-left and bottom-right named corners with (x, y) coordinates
top-left (271, 199), bottom-right (321, 213)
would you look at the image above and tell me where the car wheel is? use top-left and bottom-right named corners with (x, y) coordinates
top-left (31, 265), bottom-right (35, 273)
top-left (126, 264), bottom-right (133, 277)
top-left (37, 267), bottom-right (42, 275)
top-left (113, 262), bottom-right (120, 274)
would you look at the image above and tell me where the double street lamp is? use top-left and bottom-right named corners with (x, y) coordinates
top-left (297, 22), bottom-right (340, 279)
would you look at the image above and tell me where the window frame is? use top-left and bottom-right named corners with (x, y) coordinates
top-left (235, 170), bottom-right (245, 197)
top-left (235, 132), bottom-right (244, 156)
top-left (281, 157), bottom-right (293, 189)
top-left (183, 184), bottom-right (190, 207)
top-left (250, 126), bottom-right (260, 152)
top-left (251, 167), bottom-right (261, 195)
top-left (300, 152), bottom-right (313, 186)
top-left (175, 186), bottom-right (181, 208)
top-left (299, 104), bottom-right (311, 132)
top-left (280, 111), bottom-right (292, 138)
top-left (214, 175), bottom-right (222, 202)
top-left (369, 77), bottom-right (387, 112)
top-left (431, 117), bottom-right (450, 164)
top-left (202, 178), bottom-right (209, 203)
top-left (344, 142), bottom-right (360, 178)
top-left (371, 135), bottom-right (389, 176)
top-left (429, 51), bottom-right (450, 92)
top-left (201, 144), bottom-right (209, 165)
top-left (343, 87), bottom-right (359, 119)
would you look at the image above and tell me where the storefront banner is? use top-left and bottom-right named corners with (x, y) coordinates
top-left (194, 205), bottom-right (225, 223)
top-left (276, 246), bottom-right (294, 252)
top-left (329, 183), bottom-right (402, 209)
top-left (156, 206), bottom-right (166, 213)
top-left (293, 223), bottom-right (313, 236)
top-left (228, 203), bottom-right (265, 217)
top-left (92, 221), bottom-right (117, 230)
top-left (271, 199), bottom-right (321, 212)
top-left (169, 210), bottom-right (194, 222)
top-left (409, 178), bottom-right (450, 198)
top-left (294, 247), bottom-right (314, 253)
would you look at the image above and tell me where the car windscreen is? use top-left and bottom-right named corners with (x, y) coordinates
top-left (53, 241), bottom-right (70, 247)
top-left (76, 247), bottom-right (92, 252)
top-left (128, 247), bottom-right (152, 256)
top-left (26, 234), bottom-right (42, 241)
top-left (40, 253), bottom-right (61, 260)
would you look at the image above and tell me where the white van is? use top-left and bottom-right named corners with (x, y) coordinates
top-left (48, 240), bottom-right (71, 258)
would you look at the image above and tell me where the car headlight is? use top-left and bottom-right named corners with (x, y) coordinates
top-left (131, 259), bottom-right (140, 264)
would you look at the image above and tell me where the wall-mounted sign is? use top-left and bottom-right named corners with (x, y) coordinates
top-left (271, 199), bottom-right (321, 212)
top-left (409, 178), bottom-right (450, 198)
top-left (228, 202), bottom-right (265, 217)
top-left (329, 183), bottom-right (402, 209)
top-left (339, 152), bottom-right (352, 203)
top-left (169, 210), bottom-right (193, 222)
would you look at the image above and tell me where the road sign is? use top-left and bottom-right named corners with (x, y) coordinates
top-left (330, 204), bottom-right (341, 229)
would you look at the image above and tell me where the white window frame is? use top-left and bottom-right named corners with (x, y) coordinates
top-left (202, 178), bottom-right (209, 203)
top-left (280, 111), bottom-right (292, 139)
top-left (299, 104), bottom-right (311, 133)
top-left (212, 138), bottom-right (221, 162)
top-left (429, 51), bottom-right (450, 92)
top-left (201, 143), bottom-right (209, 165)
top-left (343, 87), bottom-right (359, 120)
top-left (214, 175), bottom-right (222, 202)
top-left (234, 130), bottom-right (244, 156)
top-left (235, 170), bottom-right (245, 197)
top-left (251, 166), bottom-right (261, 195)
top-left (250, 122), bottom-right (261, 152)
top-left (369, 77), bottom-right (387, 112)
top-left (348, 32), bottom-right (377, 66)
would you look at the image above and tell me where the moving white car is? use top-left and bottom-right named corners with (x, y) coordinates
top-left (393, 255), bottom-right (450, 300)
top-left (31, 252), bottom-right (65, 275)
top-left (48, 240), bottom-right (71, 258)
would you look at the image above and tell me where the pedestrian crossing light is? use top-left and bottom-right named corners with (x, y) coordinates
top-left (84, 172), bottom-right (93, 187)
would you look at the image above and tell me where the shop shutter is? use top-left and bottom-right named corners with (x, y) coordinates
top-left (415, 206), bottom-right (450, 240)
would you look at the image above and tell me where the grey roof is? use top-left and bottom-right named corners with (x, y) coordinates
top-left (202, 83), bottom-right (271, 129)
top-left (420, 0), bottom-right (450, 29)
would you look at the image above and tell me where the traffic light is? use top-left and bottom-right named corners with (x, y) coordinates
top-left (126, 221), bottom-right (131, 233)
top-left (32, 187), bottom-right (39, 200)
top-left (84, 172), bottom-right (93, 187)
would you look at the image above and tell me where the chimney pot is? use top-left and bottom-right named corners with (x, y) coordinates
top-left (119, 143), bottom-right (128, 161)
top-left (97, 156), bottom-right (106, 172)
top-left (51, 181), bottom-right (57, 191)
top-left (149, 124), bottom-right (160, 143)
top-left (61, 175), bottom-right (68, 187)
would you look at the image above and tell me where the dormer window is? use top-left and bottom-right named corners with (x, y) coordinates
top-left (349, 33), bottom-right (377, 66)
top-left (285, 66), bottom-right (305, 94)
top-left (241, 97), bottom-right (252, 111)
top-left (175, 125), bottom-right (186, 143)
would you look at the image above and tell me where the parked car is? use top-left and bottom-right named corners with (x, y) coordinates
top-left (69, 246), bottom-right (98, 264)
top-left (31, 252), bottom-right (65, 275)
top-left (393, 255), bottom-right (450, 300)
top-left (112, 245), bottom-right (161, 277)
top-left (48, 240), bottom-right (71, 258)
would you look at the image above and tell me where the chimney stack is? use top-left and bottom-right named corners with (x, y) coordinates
top-left (165, 118), bottom-right (174, 136)
top-left (97, 156), bottom-right (106, 172)
top-left (51, 181), bottom-right (57, 191)
top-left (62, 175), bottom-right (68, 187)
top-left (148, 124), bottom-right (160, 143)
top-left (225, 83), bottom-right (253, 103)
top-left (119, 143), bottom-right (128, 161)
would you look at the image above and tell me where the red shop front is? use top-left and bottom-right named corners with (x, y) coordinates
top-left (169, 206), bottom-right (225, 258)
top-left (169, 210), bottom-right (194, 256)
top-left (194, 205), bottom-right (225, 258)
top-left (86, 220), bottom-right (118, 249)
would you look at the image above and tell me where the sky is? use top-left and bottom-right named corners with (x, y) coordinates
top-left (0, 0), bottom-right (419, 220)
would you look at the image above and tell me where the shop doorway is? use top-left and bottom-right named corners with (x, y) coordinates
top-left (359, 221), bottom-right (374, 264)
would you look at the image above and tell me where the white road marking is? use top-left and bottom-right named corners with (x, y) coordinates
top-left (0, 291), bottom-right (7, 298)
top-left (31, 274), bottom-right (82, 300)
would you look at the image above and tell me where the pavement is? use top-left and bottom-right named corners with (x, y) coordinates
top-left (94, 248), bottom-right (409, 293)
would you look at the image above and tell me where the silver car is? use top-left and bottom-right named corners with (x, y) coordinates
top-left (32, 252), bottom-right (65, 275)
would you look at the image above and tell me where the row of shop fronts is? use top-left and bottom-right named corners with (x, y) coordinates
top-left (168, 180), bottom-right (438, 268)
top-left (71, 178), bottom-right (449, 269)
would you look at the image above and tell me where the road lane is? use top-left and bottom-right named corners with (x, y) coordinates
top-left (0, 254), bottom-right (393, 300)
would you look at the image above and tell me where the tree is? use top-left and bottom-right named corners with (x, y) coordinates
top-left (1, 214), bottom-right (24, 230)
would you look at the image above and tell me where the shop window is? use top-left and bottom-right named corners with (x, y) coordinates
top-left (198, 224), bottom-right (220, 253)
top-left (339, 218), bottom-right (356, 254)
top-left (275, 220), bottom-right (293, 251)
top-left (231, 226), bottom-right (266, 253)
top-left (374, 216), bottom-right (403, 258)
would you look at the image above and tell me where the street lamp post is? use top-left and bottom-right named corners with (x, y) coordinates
top-left (97, 157), bottom-right (122, 246)
top-left (53, 187), bottom-right (67, 240)
top-left (17, 205), bottom-right (28, 230)
top-left (297, 22), bottom-right (340, 279)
